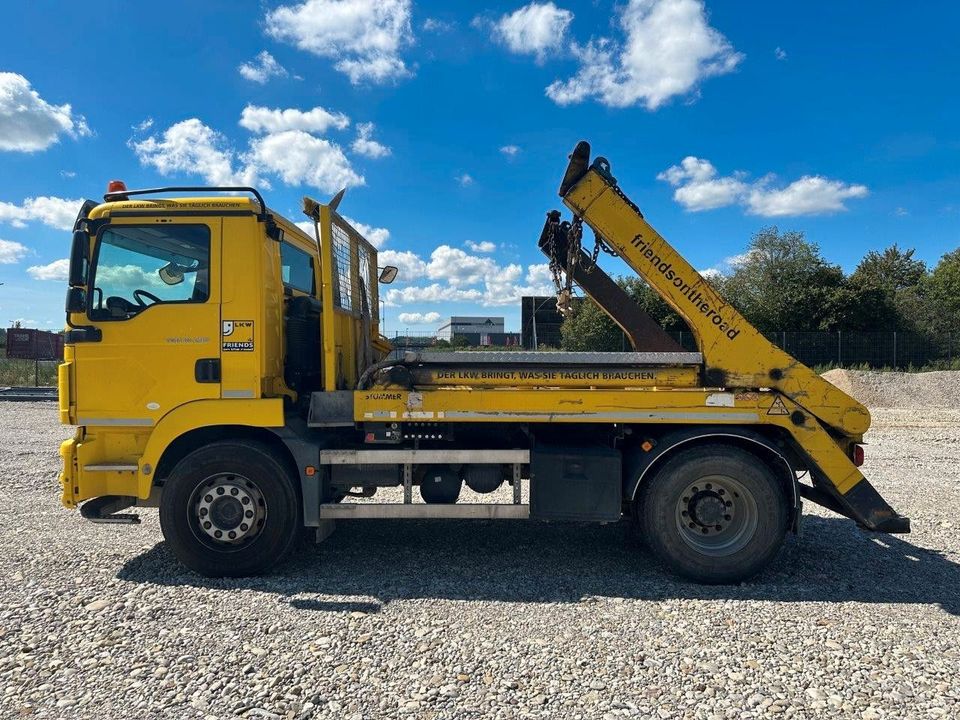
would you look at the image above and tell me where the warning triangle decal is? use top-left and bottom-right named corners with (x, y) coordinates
top-left (767, 396), bottom-right (789, 415)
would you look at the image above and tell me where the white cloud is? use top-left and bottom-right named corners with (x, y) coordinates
top-left (500, 144), bottom-right (521, 157)
top-left (351, 122), bottom-right (391, 159)
top-left (246, 130), bottom-right (364, 193)
top-left (774, 46), bottom-right (787, 61)
top-left (482, 262), bottom-right (556, 306)
top-left (658, 156), bottom-right (869, 216)
top-left (382, 242), bottom-right (555, 308)
top-left (492, 2), bottom-right (573, 62)
top-left (656, 157), bottom-right (747, 211)
top-left (894, 207), bottom-right (909, 217)
top-left (239, 104), bottom-right (350, 134)
top-left (133, 117), bottom-right (154, 132)
top-left (426, 245), bottom-right (499, 286)
top-left (27, 258), bottom-right (69, 280)
top-left (132, 119), bottom-right (251, 186)
top-left (397, 311), bottom-right (441, 325)
top-left (0, 239), bottom-right (28, 264)
top-left (0, 72), bottom-right (90, 152)
top-left (59, 170), bottom-right (76, 179)
top-left (343, 215), bottom-right (390, 248)
top-left (466, 240), bottom-right (496, 253)
top-left (545, 0), bottom-right (742, 110)
top-left (745, 176), bottom-right (869, 217)
top-left (525, 263), bottom-right (553, 287)
top-left (239, 51), bottom-right (289, 84)
top-left (132, 118), bottom-right (363, 193)
top-left (379, 249), bottom-right (426, 278)
top-left (457, 173), bottom-right (474, 187)
top-left (0, 196), bottom-right (82, 231)
top-left (265, 0), bottom-right (414, 84)
top-left (422, 18), bottom-right (454, 33)
top-left (386, 283), bottom-right (484, 305)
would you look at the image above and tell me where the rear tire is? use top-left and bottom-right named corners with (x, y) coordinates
top-left (636, 445), bottom-right (788, 584)
top-left (159, 441), bottom-right (300, 577)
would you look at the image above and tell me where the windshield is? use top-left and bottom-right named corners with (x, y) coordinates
top-left (89, 224), bottom-right (211, 319)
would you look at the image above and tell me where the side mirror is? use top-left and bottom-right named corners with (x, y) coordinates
top-left (65, 287), bottom-right (86, 313)
top-left (159, 262), bottom-right (186, 285)
top-left (378, 265), bottom-right (398, 284)
top-left (68, 230), bottom-right (88, 287)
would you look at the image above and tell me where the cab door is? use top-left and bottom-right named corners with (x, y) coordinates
top-left (72, 217), bottom-right (221, 426)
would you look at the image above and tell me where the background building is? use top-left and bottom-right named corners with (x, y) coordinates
top-left (437, 316), bottom-right (504, 343)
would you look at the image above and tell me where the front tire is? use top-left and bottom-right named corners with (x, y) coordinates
top-left (636, 445), bottom-right (788, 584)
top-left (159, 441), bottom-right (300, 577)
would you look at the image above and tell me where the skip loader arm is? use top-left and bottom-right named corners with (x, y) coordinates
top-left (553, 141), bottom-right (909, 533)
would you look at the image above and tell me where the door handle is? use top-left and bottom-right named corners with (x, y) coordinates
top-left (195, 358), bottom-right (221, 383)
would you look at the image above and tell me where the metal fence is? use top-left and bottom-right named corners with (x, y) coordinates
top-left (0, 358), bottom-right (59, 387)
top-left (667, 331), bottom-right (958, 369)
top-left (388, 329), bottom-right (959, 370)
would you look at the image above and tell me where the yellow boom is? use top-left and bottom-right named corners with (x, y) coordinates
top-left (549, 141), bottom-right (908, 533)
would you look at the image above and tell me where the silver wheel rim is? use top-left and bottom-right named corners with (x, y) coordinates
top-left (674, 473), bottom-right (758, 557)
top-left (189, 473), bottom-right (267, 549)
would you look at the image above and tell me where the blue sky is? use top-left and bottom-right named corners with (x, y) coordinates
top-left (1, 0), bottom-right (958, 333)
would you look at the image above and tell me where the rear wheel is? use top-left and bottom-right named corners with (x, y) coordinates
top-left (159, 441), bottom-right (300, 577)
top-left (636, 445), bottom-right (788, 584)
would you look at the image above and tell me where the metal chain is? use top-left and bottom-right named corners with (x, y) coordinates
top-left (555, 217), bottom-right (583, 316)
top-left (587, 230), bottom-right (619, 270)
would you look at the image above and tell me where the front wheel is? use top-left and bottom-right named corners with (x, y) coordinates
top-left (159, 441), bottom-right (300, 577)
top-left (636, 445), bottom-right (789, 584)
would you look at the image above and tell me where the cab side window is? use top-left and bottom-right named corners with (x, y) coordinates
top-left (89, 225), bottom-right (210, 320)
top-left (281, 241), bottom-right (316, 295)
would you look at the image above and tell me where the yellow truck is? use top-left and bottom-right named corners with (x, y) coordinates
top-left (57, 142), bottom-right (909, 583)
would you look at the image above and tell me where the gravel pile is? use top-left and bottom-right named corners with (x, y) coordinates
top-left (822, 368), bottom-right (960, 409)
top-left (1, 401), bottom-right (959, 719)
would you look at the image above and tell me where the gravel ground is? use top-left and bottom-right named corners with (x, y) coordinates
top-left (821, 369), bottom-right (960, 408)
top-left (1, 402), bottom-right (959, 720)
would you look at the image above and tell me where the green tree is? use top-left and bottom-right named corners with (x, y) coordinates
top-left (846, 244), bottom-right (928, 331)
top-left (851, 244), bottom-right (926, 295)
top-left (926, 248), bottom-right (960, 332)
top-left (722, 227), bottom-right (845, 331)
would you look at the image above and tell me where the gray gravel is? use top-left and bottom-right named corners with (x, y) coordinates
top-left (1, 402), bottom-right (959, 719)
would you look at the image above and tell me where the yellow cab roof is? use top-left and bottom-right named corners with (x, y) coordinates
top-left (88, 195), bottom-right (318, 249)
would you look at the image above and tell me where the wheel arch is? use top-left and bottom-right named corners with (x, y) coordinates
top-left (154, 425), bottom-right (298, 486)
top-left (625, 427), bottom-right (800, 530)
top-left (150, 422), bottom-right (321, 526)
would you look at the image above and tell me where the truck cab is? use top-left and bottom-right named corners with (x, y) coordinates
top-left (59, 185), bottom-right (389, 562)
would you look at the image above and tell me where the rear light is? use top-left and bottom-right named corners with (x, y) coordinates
top-left (852, 444), bottom-right (864, 467)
